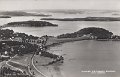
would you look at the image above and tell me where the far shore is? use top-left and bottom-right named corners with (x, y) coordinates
top-left (0, 16), bottom-right (11, 18)
top-left (41, 17), bottom-right (120, 21)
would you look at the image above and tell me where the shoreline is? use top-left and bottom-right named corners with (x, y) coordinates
top-left (41, 17), bottom-right (120, 21)
top-left (45, 36), bottom-right (90, 47)
top-left (32, 36), bottom-right (89, 77)
top-left (1, 27), bottom-right (120, 77)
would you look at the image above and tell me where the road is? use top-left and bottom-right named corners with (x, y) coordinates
top-left (8, 53), bottom-right (49, 77)
top-left (30, 54), bottom-right (48, 77)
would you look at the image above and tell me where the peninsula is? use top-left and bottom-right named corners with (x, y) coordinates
top-left (57, 27), bottom-right (113, 39)
top-left (45, 27), bottom-right (120, 46)
top-left (0, 27), bottom-right (120, 77)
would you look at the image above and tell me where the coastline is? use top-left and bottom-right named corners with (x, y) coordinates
top-left (3, 35), bottom-right (120, 77)
top-left (33, 52), bottom-right (64, 77)
top-left (31, 37), bottom-right (85, 77)
top-left (33, 36), bottom-right (90, 77)
top-left (0, 27), bottom-right (120, 77)
top-left (45, 36), bottom-right (90, 47)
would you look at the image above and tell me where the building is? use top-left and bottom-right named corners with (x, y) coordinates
top-left (11, 37), bottom-right (23, 42)
top-left (0, 51), bottom-right (10, 61)
top-left (81, 34), bottom-right (97, 39)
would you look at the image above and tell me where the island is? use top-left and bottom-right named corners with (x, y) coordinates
top-left (41, 17), bottom-right (120, 21)
top-left (0, 16), bottom-right (11, 18)
top-left (0, 11), bottom-right (51, 17)
top-left (5, 21), bottom-right (58, 27)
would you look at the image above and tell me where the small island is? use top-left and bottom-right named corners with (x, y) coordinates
top-left (0, 16), bottom-right (11, 18)
top-left (41, 17), bottom-right (120, 21)
top-left (0, 11), bottom-right (51, 17)
top-left (5, 21), bottom-right (58, 27)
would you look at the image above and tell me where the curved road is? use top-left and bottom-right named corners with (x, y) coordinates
top-left (2, 54), bottom-right (49, 77)
top-left (31, 54), bottom-right (48, 77)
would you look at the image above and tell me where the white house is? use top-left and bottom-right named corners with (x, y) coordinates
top-left (12, 37), bottom-right (22, 42)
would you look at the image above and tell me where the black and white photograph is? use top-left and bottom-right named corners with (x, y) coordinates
top-left (0, 0), bottom-right (120, 77)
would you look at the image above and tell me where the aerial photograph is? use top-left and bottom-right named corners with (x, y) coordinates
top-left (0, 0), bottom-right (120, 77)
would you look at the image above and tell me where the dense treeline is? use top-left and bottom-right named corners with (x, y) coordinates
top-left (76, 27), bottom-right (113, 39)
top-left (41, 51), bottom-right (59, 59)
top-left (0, 41), bottom-right (38, 55)
top-left (40, 51), bottom-right (64, 65)
top-left (0, 66), bottom-right (34, 77)
top-left (0, 29), bottom-right (38, 40)
top-left (0, 29), bottom-right (14, 39)
top-left (57, 27), bottom-right (113, 39)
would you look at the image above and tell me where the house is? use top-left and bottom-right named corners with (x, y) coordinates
top-left (12, 37), bottom-right (22, 42)
top-left (81, 34), bottom-right (97, 39)
top-left (0, 51), bottom-right (10, 61)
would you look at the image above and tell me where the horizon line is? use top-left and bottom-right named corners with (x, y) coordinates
top-left (0, 9), bottom-right (120, 12)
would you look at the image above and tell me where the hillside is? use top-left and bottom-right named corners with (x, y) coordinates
top-left (57, 27), bottom-right (113, 39)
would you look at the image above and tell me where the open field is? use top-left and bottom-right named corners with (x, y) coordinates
top-left (33, 55), bottom-right (63, 77)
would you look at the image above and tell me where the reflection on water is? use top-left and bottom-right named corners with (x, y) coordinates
top-left (48, 40), bottom-right (120, 77)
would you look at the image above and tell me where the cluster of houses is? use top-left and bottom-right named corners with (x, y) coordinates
top-left (0, 35), bottom-right (48, 61)
top-left (80, 33), bottom-right (120, 40)
top-left (0, 35), bottom-right (48, 45)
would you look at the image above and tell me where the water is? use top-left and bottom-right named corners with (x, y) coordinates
top-left (1, 10), bottom-right (120, 77)
top-left (48, 40), bottom-right (120, 77)
top-left (4, 21), bottom-right (120, 36)
top-left (1, 10), bottom-right (120, 37)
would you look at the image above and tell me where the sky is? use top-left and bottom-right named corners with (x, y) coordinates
top-left (0, 0), bottom-right (120, 11)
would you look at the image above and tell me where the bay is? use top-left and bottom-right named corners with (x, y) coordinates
top-left (1, 11), bottom-right (120, 77)
top-left (47, 40), bottom-right (120, 77)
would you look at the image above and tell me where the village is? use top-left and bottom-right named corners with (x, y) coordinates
top-left (0, 28), bottom-right (64, 77)
top-left (0, 27), bottom-right (120, 77)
